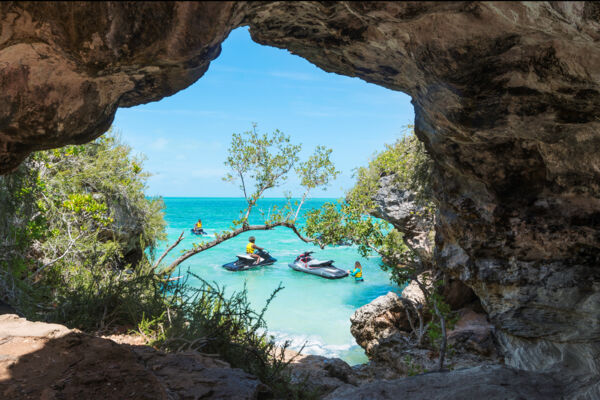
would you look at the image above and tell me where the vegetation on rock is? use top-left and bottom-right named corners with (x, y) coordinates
top-left (0, 131), bottom-right (165, 323)
top-left (304, 126), bottom-right (435, 284)
top-left (304, 126), bottom-right (455, 370)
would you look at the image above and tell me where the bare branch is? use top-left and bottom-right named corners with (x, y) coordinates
top-left (432, 298), bottom-right (447, 371)
top-left (239, 171), bottom-right (248, 203)
top-left (30, 231), bottom-right (83, 281)
top-left (293, 190), bottom-right (309, 221)
top-left (153, 231), bottom-right (184, 270)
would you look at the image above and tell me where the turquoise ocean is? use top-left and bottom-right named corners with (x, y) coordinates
top-left (156, 198), bottom-right (399, 365)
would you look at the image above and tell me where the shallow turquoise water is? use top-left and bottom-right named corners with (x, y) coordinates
top-left (156, 198), bottom-right (399, 365)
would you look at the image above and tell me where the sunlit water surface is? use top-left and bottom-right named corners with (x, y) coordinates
top-left (156, 198), bottom-right (400, 365)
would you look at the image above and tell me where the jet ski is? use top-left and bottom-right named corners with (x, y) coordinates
top-left (191, 228), bottom-right (206, 235)
top-left (222, 249), bottom-right (277, 271)
top-left (288, 251), bottom-right (349, 279)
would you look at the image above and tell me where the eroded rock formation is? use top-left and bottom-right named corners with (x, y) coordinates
top-left (1, 1), bottom-right (599, 397)
top-left (349, 286), bottom-right (498, 376)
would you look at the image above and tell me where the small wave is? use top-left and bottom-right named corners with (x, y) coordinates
top-left (266, 330), bottom-right (356, 359)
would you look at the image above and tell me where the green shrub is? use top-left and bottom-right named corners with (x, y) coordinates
top-left (0, 129), bottom-right (314, 397)
top-left (304, 126), bottom-right (435, 286)
top-left (0, 129), bottom-right (166, 321)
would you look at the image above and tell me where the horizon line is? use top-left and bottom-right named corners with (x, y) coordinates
top-left (148, 196), bottom-right (343, 199)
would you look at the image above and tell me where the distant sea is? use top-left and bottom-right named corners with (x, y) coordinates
top-left (155, 197), bottom-right (400, 365)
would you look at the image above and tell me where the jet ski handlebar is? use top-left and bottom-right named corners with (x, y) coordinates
top-left (295, 251), bottom-right (314, 262)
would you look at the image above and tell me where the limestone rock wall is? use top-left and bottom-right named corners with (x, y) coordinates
top-left (1, 1), bottom-right (599, 392)
top-left (0, 2), bottom-right (245, 171)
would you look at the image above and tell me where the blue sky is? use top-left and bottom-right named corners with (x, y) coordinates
top-left (113, 27), bottom-right (414, 198)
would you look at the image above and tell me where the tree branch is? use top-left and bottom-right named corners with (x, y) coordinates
top-left (432, 298), bottom-right (447, 371)
top-left (239, 171), bottom-right (248, 203)
top-left (158, 221), bottom-right (320, 276)
top-left (30, 231), bottom-right (83, 281)
top-left (153, 231), bottom-right (184, 270)
top-left (294, 190), bottom-right (309, 220)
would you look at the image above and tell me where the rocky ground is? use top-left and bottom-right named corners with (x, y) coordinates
top-left (0, 304), bottom-right (568, 400)
top-left (349, 285), bottom-right (500, 377)
top-left (0, 313), bottom-right (269, 400)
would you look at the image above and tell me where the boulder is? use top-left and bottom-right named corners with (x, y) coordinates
top-left (350, 292), bottom-right (409, 357)
top-left (285, 352), bottom-right (356, 395)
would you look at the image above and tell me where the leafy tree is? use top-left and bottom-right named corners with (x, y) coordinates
top-left (0, 129), bottom-right (166, 319)
top-left (158, 124), bottom-right (339, 275)
top-left (0, 126), bottom-right (327, 398)
top-left (304, 126), bottom-right (453, 370)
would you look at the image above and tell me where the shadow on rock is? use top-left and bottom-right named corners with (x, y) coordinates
top-left (324, 365), bottom-right (564, 400)
top-left (0, 314), bottom-right (269, 400)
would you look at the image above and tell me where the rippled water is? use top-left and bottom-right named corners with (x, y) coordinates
top-left (156, 198), bottom-right (400, 365)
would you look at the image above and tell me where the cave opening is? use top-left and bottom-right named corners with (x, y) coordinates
top-left (109, 27), bottom-right (415, 364)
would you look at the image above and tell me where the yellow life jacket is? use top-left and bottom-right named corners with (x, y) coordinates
top-left (246, 242), bottom-right (255, 254)
top-left (195, 221), bottom-right (202, 229)
top-left (351, 268), bottom-right (363, 279)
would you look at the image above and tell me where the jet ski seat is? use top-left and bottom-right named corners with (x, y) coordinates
top-left (306, 259), bottom-right (334, 267)
top-left (237, 254), bottom-right (255, 260)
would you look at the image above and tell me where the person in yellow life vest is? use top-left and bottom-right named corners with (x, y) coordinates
top-left (192, 219), bottom-right (204, 234)
top-left (348, 261), bottom-right (364, 282)
top-left (246, 236), bottom-right (264, 265)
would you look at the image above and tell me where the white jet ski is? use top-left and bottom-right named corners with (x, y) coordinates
top-left (288, 251), bottom-right (348, 279)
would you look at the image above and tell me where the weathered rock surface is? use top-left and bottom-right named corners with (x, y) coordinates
top-left (285, 351), bottom-right (357, 396)
top-left (350, 292), bottom-right (410, 357)
top-left (447, 309), bottom-right (497, 357)
top-left (0, 314), bottom-right (268, 400)
top-left (371, 174), bottom-right (436, 265)
top-left (372, 175), bottom-right (431, 238)
top-left (1, 1), bottom-right (599, 395)
top-left (324, 365), bottom-right (563, 400)
top-left (350, 288), bottom-right (499, 377)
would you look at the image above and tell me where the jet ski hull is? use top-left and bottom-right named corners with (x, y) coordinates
top-left (222, 250), bottom-right (277, 271)
top-left (223, 258), bottom-right (276, 271)
top-left (288, 262), bottom-right (348, 279)
top-left (191, 228), bottom-right (206, 235)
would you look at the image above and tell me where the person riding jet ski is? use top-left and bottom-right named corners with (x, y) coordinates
top-left (288, 251), bottom-right (348, 279)
top-left (246, 236), bottom-right (263, 265)
top-left (222, 248), bottom-right (277, 271)
top-left (222, 237), bottom-right (277, 271)
top-left (191, 218), bottom-right (206, 235)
